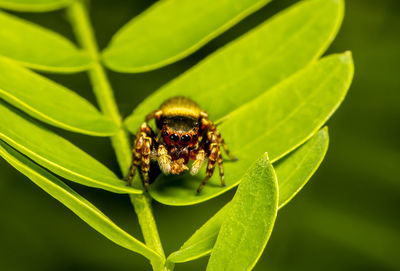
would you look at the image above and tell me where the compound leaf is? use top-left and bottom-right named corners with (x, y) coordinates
top-left (0, 11), bottom-right (91, 72)
top-left (102, 0), bottom-right (273, 73)
top-left (0, 141), bottom-right (160, 262)
top-left (167, 128), bottom-right (329, 263)
top-left (0, 0), bottom-right (71, 12)
top-left (0, 101), bottom-right (140, 194)
top-left (206, 153), bottom-right (278, 271)
top-left (125, 0), bottom-right (344, 128)
top-left (0, 57), bottom-right (118, 136)
top-left (150, 53), bottom-right (353, 205)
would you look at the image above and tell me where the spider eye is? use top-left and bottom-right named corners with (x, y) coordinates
top-left (163, 131), bottom-right (168, 136)
top-left (170, 134), bottom-right (179, 142)
top-left (181, 134), bottom-right (191, 143)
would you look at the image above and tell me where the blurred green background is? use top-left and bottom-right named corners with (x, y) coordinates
top-left (0, 0), bottom-right (399, 270)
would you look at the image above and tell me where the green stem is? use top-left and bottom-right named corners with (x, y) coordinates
top-left (165, 261), bottom-right (176, 271)
top-left (67, 0), bottom-right (130, 174)
top-left (130, 192), bottom-right (166, 258)
top-left (68, 1), bottom-right (166, 270)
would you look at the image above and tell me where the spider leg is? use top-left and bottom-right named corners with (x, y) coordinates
top-left (125, 122), bottom-right (156, 191)
top-left (217, 149), bottom-right (225, 186)
top-left (197, 131), bottom-right (223, 193)
top-left (125, 135), bottom-right (143, 186)
top-left (141, 137), bottom-right (152, 191)
top-left (216, 131), bottom-right (237, 161)
top-left (201, 112), bottom-right (237, 161)
top-left (197, 142), bottom-right (219, 193)
top-left (145, 109), bottom-right (162, 122)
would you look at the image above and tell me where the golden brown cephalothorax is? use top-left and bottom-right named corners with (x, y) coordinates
top-left (126, 96), bottom-right (237, 193)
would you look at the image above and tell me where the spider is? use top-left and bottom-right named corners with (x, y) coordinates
top-left (126, 96), bottom-right (237, 193)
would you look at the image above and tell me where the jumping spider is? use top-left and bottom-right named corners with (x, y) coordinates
top-left (126, 96), bottom-right (237, 193)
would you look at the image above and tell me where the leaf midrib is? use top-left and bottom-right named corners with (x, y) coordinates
top-left (229, 63), bottom-right (340, 155)
top-left (0, 133), bottom-right (133, 193)
top-left (194, 7), bottom-right (322, 109)
top-left (109, 0), bottom-right (268, 51)
top-left (0, 88), bottom-right (114, 136)
top-left (111, 0), bottom-right (227, 46)
top-left (170, 232), bottom-right (217, 262)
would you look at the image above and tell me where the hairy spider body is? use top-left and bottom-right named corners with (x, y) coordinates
top-left (126, 96), bottom-right (236, 193)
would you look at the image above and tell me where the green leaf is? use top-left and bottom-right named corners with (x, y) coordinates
top-left (206, 153), bottom-right (278, 271)
top-left (0, 11), bottom-right (91, 72)
top-left (168, 204), bottom-right (230, 264)
top-left (167, 128), bottom-right (329, 263)
top-left (0, 101), bottom-right (140, 194)
top-left (0, 57), bottom-right (118, 136)
top-left (277, 127), bottom-right (329, 207)
top-left (0, 0), bottom-right (71, 12)
top-left (0, 141), bottom-right (160, 262)
top-left (102, 0), bottom-right (274, 73)
top-left (150, 53), bottom-right (353, 205)
top-left (125, 0), bottom-right (344, 128)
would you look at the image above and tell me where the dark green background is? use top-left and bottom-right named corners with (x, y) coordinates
top-left (0, 0), bottom-right (399, 270)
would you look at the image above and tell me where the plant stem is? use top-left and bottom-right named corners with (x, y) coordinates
top-left (68, 1), bottom-right (166, 270)
top-left (68, 0), bottom-right (130, 174)
top-left (165, 261), bottom-right (176, 271)
top-left (130, 190), bottom-right (166, 261)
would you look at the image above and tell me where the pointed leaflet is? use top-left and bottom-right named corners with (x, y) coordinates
top-left (206, 153), bottom-right (278, 271)
top-left (150, 53), bottom-right (353, 205)
top-left (125, 0), bottom-right (344, 128)
top-left (167, 128), bottom-right (329, 263)
top-left (0, 101), bottom-right (140, 194)
top-left (0, 57), bottom-right (118, 136)
top-left (276, 128), bottom-right (329, 207)
top-left (0, 11), bottom-right (91, 72)
top-left (168, 204), bottom-right (230, 264)
top-left (102, 0), bottom-right (273, 73)
top-left (0, 141), bottom-right (160, 262)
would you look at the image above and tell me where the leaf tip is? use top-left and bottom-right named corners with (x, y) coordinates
top-left (340, 50), bottom-right (353, 64)
top-left (340, 51), bottom-right (355, 84)
top-left (319, 126), bottom-right (330, 146)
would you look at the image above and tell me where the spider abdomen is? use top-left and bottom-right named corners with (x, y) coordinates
top-left (159, 96), bottom-right (201, 119)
